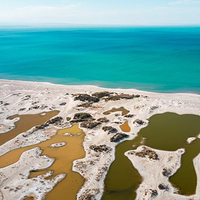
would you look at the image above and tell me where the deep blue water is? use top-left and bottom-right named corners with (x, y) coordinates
top-left (0, 27), bottom-right (200, 93)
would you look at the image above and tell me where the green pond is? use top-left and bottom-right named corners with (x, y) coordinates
top-left (101, 112), bottom-right (200, 200)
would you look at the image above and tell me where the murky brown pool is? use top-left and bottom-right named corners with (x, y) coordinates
top-left (0, 113), bottom-right (86, 200)
top-left (103, 107), bottom-right (130, 116)
top-left (0, 111), bottom-right (59, 146)
top-left (102, 113), bottom-right (200, 200)
top-left (30, 124), bottom-right (86, 200)
top-left (120, 121), bottom-right (131, 132)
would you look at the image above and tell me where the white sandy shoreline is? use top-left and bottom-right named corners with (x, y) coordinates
top-left (2, 78), bottom-right (200, 96)
top-left (0, 79), bottom-right (200, 200)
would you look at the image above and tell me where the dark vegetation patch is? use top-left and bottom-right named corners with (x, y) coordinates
top-left (162, 168), bottom-right (172, 177)
top-left (28, 104), bottom-right (48, 110)
top-left (104, 93), bottom-right (140, 101)
top-left (74, 92), bottom-right (140, 104)
top-left (59, 102), bottom-right (67, 106)
top-left (158, 184), bottom-right (169, 191)
top-left (133, 119), bottom-right (145, 125)
top-left (151, 106), bottom-right (159, 110)
top-left (40, 105), bottom-right (48, 109)
top-left (124, 114), bottom-right (134, 118)
top-left (71, 113), bottom-right (94, 123)
top-left (80, 121), bottom-right (101, 129)
top-left (78, 189), bottom-right (100, 200)
top-left (102, 126), bottom-right (118, 134)
top-left (97, 117), bottom-right (109, 123)
top-left (74, 94), bottom-right (99, 103)
top-left (77, 102), bottom-right (93, 108)
top-left (135, 147), bottom-right (159, 160)
top-left (47, 117), bottom-right (63, 125)
top-left (110, 133), bottom-right (129, 142)
top-left (29, 105), bottom-right (40, 110)
top-left (150, 189), bottom-right (158, 197)
top-left (66, 117), bottom-right (71, 121)
top-left (32, 101), bottom-right (39, 105)
top-left (91, 91), bottom-right (111, 99)
top-left (90, 145), bottom-right (112, 153)
top-left (22, 95), bottom-right (31, 100)
top-left (19, 108), bottom-right (26, 111)
top-left (71, 113), bottom-right (103, 129)
top-left (35, 116), bottom-right (63, 130)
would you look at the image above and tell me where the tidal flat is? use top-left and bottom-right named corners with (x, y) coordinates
top-left (0, 79), bottom-right (200, 200)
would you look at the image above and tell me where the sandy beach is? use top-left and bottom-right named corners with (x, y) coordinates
top-left (0, 79), bottom-right (200, 200)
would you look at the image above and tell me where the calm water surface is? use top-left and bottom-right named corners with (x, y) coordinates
top-left (102, 113), bottom-right (200, 200)
top-left (0, 27), bottom-right (200, 93)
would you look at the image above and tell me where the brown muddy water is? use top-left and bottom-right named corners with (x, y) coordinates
top-left (120, 121), bottom-right (131, 132)
top-left (0, 111), bottom-right (59, 146)
top-left (0, 117), bottom-right (85, 200)
top-left (101, 113), bottom-right (200, 200)
top-left (103, 107), bottom-right (130, 116)
top-left (30, 124), bottom-right (86, 200)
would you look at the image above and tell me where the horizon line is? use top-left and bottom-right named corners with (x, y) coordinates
top-left (0, 23), bottom-right (200, 29)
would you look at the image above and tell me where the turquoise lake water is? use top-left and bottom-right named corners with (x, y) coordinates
top-left (0, 27), bottom-right (200, 93)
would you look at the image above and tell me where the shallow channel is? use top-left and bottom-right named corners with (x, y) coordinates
top-left (0, 111), bottom-right (59, 146)
top-left (0, 113), bottom-right (86, 200)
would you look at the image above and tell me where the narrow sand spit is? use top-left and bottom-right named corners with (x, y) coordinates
top-left (125, 147), bottom-right (187, 200)
top-left (187, 137), bottom-right (196, 144)
top-left (0, 79), bottom-right (200, 200)
top-left (125, 145), bottom-right (200, 200)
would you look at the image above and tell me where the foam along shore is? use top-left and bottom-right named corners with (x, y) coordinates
top-left (0, 79), bottom-right (200, 200)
